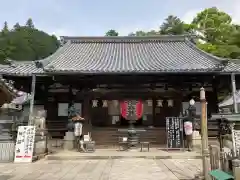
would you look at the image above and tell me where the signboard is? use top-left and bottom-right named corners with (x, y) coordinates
top-left (166, 117), bottom-right (184, 149)
top-left (233, 130), bottom-right (240, 152)
top-left (14, 126), bottom-right (36, 163)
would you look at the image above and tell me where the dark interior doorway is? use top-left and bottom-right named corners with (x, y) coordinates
top-left (120, 116), bottom-right (143, 126)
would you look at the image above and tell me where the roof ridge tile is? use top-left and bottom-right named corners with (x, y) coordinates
top-left (60, 35), bottom-right (190, 44)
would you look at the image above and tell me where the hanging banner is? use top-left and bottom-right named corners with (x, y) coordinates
top-left (14, 126), bottom-right (36, 163)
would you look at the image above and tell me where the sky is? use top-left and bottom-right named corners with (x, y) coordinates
top-left (1, 0), bottom-right (240, 37)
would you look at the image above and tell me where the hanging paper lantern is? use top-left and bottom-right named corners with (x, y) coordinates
top-left (120, 101), bottom-right (128, 119)
top-left (120, 100), bottom-right (143, 120)
top-left (167, 100), bottom-right (173, 107)
top-left (102, 100), bottom-right (108, 107)
top-left (157, 100), bottom-right (163, 107)
top-left (92, 100), bottom-right (98, 107)
top-left (135, 100), bottom-right (143, 119)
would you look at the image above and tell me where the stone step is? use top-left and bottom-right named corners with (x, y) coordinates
top-left (91, 128), bottom-right (166, 145)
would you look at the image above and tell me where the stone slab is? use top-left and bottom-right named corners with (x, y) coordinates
top-left (45, 149), bottom-right (202, 160)
top-left (0, 159), bottom-right (202, 180)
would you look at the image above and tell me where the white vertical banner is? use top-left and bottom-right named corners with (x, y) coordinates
top-left (14, 126), bottom-right (36, 163)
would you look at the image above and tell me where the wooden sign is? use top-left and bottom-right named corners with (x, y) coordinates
top-left (14, 126), bottom-right (36, 163)
top-left (166, 117), bottom-right (184, 150)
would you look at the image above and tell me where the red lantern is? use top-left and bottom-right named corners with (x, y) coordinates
top-left (136, 100), bottom-right (143, 119)
top-left (120, 101), bottom-right (128, 119)
top-left (120, 100), bottom-right (143, 120)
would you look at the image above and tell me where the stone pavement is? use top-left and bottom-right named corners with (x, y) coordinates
top-left (0, 159), bottom-right (202, 180)
top-left (46, 149), bottom-right (202, 160)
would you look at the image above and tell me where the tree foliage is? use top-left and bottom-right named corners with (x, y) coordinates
top-left (105, 29), bottom-right (119, 36)
top-left (0, 18), bottom-right (60, 63)
top-left (105, 7), bottom-right (240, 59)
top-left (160, 15), bottom-right (194, 35)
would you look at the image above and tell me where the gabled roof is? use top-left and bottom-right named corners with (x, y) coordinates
top-left (222, 61), bottom-right (240, 73)
top-left (0, 61), bottom-right (44, 76)
top-left (1, 35), bottom-right (240, 76)
top-left (42, 35), bottom-right (224, 74)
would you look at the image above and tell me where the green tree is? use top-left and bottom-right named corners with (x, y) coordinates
top-left (105, 29), bottom-right (119, 36)
top-left (128, 30), bottom-right (159, 36)
top-left (13, 23), bottom-right (21, 31)
top-left (0, 19), bottom-right (60, 63)
top-left (192, 7), bottom-right (240, 59)
top-left (2, 21), bottom-right (9, 35)
top-left (25, 18), bottom-right (34, 29)
top-left (192, 7), bottom-right (233, 44)
top-left (160, 15), bottom-right (193, 35)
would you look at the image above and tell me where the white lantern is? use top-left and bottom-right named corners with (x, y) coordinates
top-left (147, 100), bottom-right (152, 107)
top-left (102, 100), bottom-right (108, 107)
top-left (167, 100), bottom-right (173, 107)
top-left (189, 99), bottom-right (195, 106)
top-left (92, 100), bottom-right (98, 107)
top-left (157, 100), bottom-right (163, 107)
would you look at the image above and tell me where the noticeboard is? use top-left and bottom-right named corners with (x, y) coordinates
top-left (166, 117), bottom-right (184, 150)
top-left (14, 126), bottom-right (36, 163)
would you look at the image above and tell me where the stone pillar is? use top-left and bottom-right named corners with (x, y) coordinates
top-left (232, 159), bottom-right (240, 179)
top-left (63, 131), bottom-right (75, 150)
top-left (192, 130), bottom-right (202, 151)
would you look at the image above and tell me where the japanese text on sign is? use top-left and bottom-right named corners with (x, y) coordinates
top-left (14, 126), bottom-right (35, 163)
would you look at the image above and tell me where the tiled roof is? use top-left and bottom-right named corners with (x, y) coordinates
top-left (1, 35), bottom-right (240, 76)
top-left (0, 61), bottom-right (44, 76)
top-left (222, 61), bottom-right (240, 73)
top-left (42, 36), bottom-right (224, 74)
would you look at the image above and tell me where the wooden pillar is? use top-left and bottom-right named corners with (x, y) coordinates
top-left (28, 75), bottom-right (36, 125)
top-left (212, 76), bottom-right (219, 113)
top-left (152, 97), bottom-right (156, 127)
top-left (231, 73), bottom-right (238, 113)
top-left (83, 94), bottom-right (91, 133)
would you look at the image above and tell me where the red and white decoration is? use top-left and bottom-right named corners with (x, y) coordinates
top-left (120, 100), bottom-right (143, 120)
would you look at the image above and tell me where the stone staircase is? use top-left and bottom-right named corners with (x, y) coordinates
top-left (91, 127), bottom-right (166, 146)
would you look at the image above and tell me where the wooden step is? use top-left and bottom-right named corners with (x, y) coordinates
top-left (91, 127), bottom-right (166, 145)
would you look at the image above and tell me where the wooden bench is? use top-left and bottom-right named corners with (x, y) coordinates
top-left (209, 169), bottom-right (234, 180)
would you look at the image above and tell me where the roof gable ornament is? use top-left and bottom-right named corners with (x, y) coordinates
top-left (35, 61), bottom-right (43, 68)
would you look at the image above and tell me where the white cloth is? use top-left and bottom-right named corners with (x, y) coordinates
top-left (74, 122), bottom-right (83, 136)
top-left (184, 121), bottom-right (193, 135)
